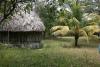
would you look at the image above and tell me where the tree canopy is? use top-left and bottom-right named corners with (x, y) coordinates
top-left (0, 0), bottom-right (35, 24)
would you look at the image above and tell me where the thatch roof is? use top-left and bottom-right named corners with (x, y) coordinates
top-left (0, 3), bottom-right (45, 32)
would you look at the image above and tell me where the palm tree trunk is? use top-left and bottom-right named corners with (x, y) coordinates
top-left (75, 33), bottom-right (79, 47)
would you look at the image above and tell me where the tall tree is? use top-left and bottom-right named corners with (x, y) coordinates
top-left (0, 0), bottom-right (34, 24)
top-left (70, 0), bottom-right (84, 47)
top-left (57, 0), bottom-right (88, 47)
top-left (35, 0), bottom-right (57, 37)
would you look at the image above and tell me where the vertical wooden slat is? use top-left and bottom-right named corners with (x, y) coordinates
top-left (0, 31), bottom-right (44, 48)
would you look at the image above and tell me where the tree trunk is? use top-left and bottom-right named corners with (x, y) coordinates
top-left (75, 33), bottom-right (79, 47)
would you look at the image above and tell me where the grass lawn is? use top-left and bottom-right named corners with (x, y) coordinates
top-left (0, 37), bottom-right (100, 67)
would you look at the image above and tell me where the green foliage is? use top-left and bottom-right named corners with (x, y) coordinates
top-left (36, 1), bottom-right (57, 36)
top-left (65, 1), bottom-right (88, 47)
top-left (55, 9), bottom-right (70, 26)
top-left (55, 0), bottom-right (83, 28)
top-left (58, 0), bottom-right (66, 5)
top-left (0, 0), bottom-right (34, 23)
top-left (69, 17), bottom-right (80, 28)
top-left (71, 1), bottom-right (83, 22)
top-left (24, 3), bottom-right (33, 13)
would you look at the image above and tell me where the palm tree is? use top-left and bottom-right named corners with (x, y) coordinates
top-left (71, 18), bottom-right (90, 47)
top-left (56, 0), bottom-right (88, 47)
top-left (69, 0), bottom-right (88, 47)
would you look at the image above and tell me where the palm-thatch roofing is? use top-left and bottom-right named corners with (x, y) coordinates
top-left (0, 3), bottom-right (45, 32)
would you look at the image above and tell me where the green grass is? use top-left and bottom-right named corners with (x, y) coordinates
top-left (0, 37), bottom-right (100, 67)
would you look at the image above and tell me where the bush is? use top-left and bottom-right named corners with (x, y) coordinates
top-left (50, 26), bottom-right (69, 36)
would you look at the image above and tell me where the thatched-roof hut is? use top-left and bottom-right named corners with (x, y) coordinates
top-left (0, 3), bottom-right (45, 48)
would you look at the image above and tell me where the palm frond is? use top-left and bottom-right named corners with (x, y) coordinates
top-left (79, 29), bottom-right (89, 44)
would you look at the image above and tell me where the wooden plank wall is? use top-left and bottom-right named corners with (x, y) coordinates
top-left (0, 31), bottom-right (44, 44)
